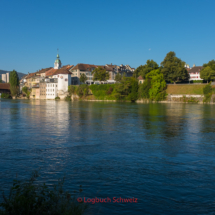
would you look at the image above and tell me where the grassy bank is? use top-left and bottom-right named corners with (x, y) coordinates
top-left (166, 84), bottom-right (205, 95)
top-left (89, 84), bottom-right (116, 100)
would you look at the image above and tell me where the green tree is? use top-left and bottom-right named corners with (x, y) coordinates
top-left (115, 73), bottom-right (123, 82)
top-left (200, 66), bottom-right (215, 83)
top-left (76, 84), bottom-right (89, 97)
top-left (0, 79), bottom-right (2, 83)
top-left (22, 86), bottom-right (31, 99)
top-left (134, 60), bottom-right (159, 79)
top-left (161, 51), bottom-right (189, 84)
top-left (145, 69), bottom-right (167, 101)
top-left (138, 79), bottom-right (151, 99)
top-left (203, 60), bottom-right (215, 70)
top-left (9, 70), bottom-right (19, 97)
top-left (92, 67), bottom-right (109, 81)
top-left (203, 82), bottom-right (212, 102)
top-left (68, 85), bottom-right (77, 95)
top-left (201, 60), bottom-right (215, 83)
top-left (127, 78), bottom-right (139, 102)
top-left (114, 77), bottom-right (138, 102)
top-left (9, 70), bottom-right (19, 87)
top-left (80, 73), bottom-right (87, 84)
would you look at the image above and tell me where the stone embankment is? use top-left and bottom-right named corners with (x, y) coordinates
top-left (71, 93), bottom-right (215, 104)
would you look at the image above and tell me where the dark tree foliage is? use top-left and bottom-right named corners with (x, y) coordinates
top-left (114, 73), bottom-right (123, 82)
top-left (201, 60), bottom-right (215, 83)
top-left (0, 79), bottom-right (2, 83)
top-left (22, 86), bottom-right (31, 99)
top-left (203, 83), bottom-right (213, 102)
top-left (203, 60), bottom-right (215, 70)
top-left (106, 87), bottom-right (113, 95)
top-left (115, 77), bottom-right (138, 102)
top-left (200, 67), bottom-right (215, 83)
top-left (9, 70), bottom-right (19, 87)
top-left (92, 67), bottom-right (109, 81)
top-left (0, 171), bottom-right (87, 215)
top-left (134, 60), bottom-right (159, 79)
top-left (138, 79), bottom-right (151, 99)
top-left (9, 70), bottom-right (20, 97)
top-left (161, 51), bottom-right (189, 83)
top-left (76, 84), bottom-right (89, 97)
top-left (68, 85), bottom-right (77, 95)
top-left (128, 78), bottom-right (139, 102)
top-left (79, 73), bottom-right (87, 83)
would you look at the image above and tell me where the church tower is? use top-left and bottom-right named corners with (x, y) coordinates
top-left (54, 53), bottom-right (62, 69)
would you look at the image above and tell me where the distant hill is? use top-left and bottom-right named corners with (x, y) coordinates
top-left (0, 70), bottom-right (26, 80)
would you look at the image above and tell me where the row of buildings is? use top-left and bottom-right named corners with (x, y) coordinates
top-left (20, 54), bottom-right (135, 99)
top-left (18, 54), bottom-right (205, 100)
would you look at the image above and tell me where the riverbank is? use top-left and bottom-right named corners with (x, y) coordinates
top-left (8, 83), bottom-right (215, 104)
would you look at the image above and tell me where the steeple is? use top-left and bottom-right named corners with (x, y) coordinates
top-left (54, 50), bottom-right (62, 69)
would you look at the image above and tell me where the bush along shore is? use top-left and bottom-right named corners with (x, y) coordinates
top-left (0, 171), bottom-right (87, 215)
top-left (68, 71), bottom-right (167, 103)
top-left (68, 82), bottom-right (215, 104)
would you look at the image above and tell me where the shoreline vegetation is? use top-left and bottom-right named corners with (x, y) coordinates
top-left (2, 52), bottom-right (215, 104)
top-left (66, 82), bottom-right (215, 104)
top-left (0, 171), bottom-right (87, 215)
top-left (8, 83), bottom-right (214, 104)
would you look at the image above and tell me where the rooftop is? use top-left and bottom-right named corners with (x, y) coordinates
top-left (188, 66), bottom-right (203, 73)
top-left (138, 76), bottom-right (144, 80)
top-left (0, 83), bottom-right (10, 90)
top-left (71, 63), bottom-right (97, 71)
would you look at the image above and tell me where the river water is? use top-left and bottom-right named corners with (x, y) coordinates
top-left (0, 99), bottom-right (215, 214)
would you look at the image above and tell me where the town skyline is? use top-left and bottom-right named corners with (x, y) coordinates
top-left (0, 51), bottom-right (209, 75)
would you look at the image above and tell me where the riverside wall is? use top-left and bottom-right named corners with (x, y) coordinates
top-left (72, 94), bottom-right (215, 104)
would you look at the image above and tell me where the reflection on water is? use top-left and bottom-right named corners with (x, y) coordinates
top-left (0, 99), bottom-right (215, 214)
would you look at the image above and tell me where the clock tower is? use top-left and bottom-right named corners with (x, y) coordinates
top-left (54, 53), bottom-right (62, 69)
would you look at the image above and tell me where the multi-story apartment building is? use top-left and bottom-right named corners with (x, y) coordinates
top-left (39, 81), bottom-right (46, 99)
top-left (31, 84), bottom-right (40, 99)
top-left (71, 64), bottom-right (97, 85)
top-left (46, 79), bottom-right (58, 99)
top-left (1, 73), bottom-right (9, 83)
top-left (1, 74), bottom-right (7, 83)
top-left (6, 73), bottom-right (9, 83)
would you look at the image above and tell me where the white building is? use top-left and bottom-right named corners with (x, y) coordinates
top-left (1, 74), bottom-right (6, 83)
top-left (53, 72), bottom-right (71, 93)
top-left (6, 73), bottom-right (9, 83)
top-left (46, 79), bottom-right (58, 99)
top-left (188, 66), bottom-right (203, 81)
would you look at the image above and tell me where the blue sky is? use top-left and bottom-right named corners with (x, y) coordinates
top-left (0, 0), bottom-right (214, 74)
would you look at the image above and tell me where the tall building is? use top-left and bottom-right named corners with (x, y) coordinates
top-left (54, 54), bottom-right (62, 69)
top-left (1, 74), bottom-right (6, 83)
top-left (6, 73), bottom-right (9, 83)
